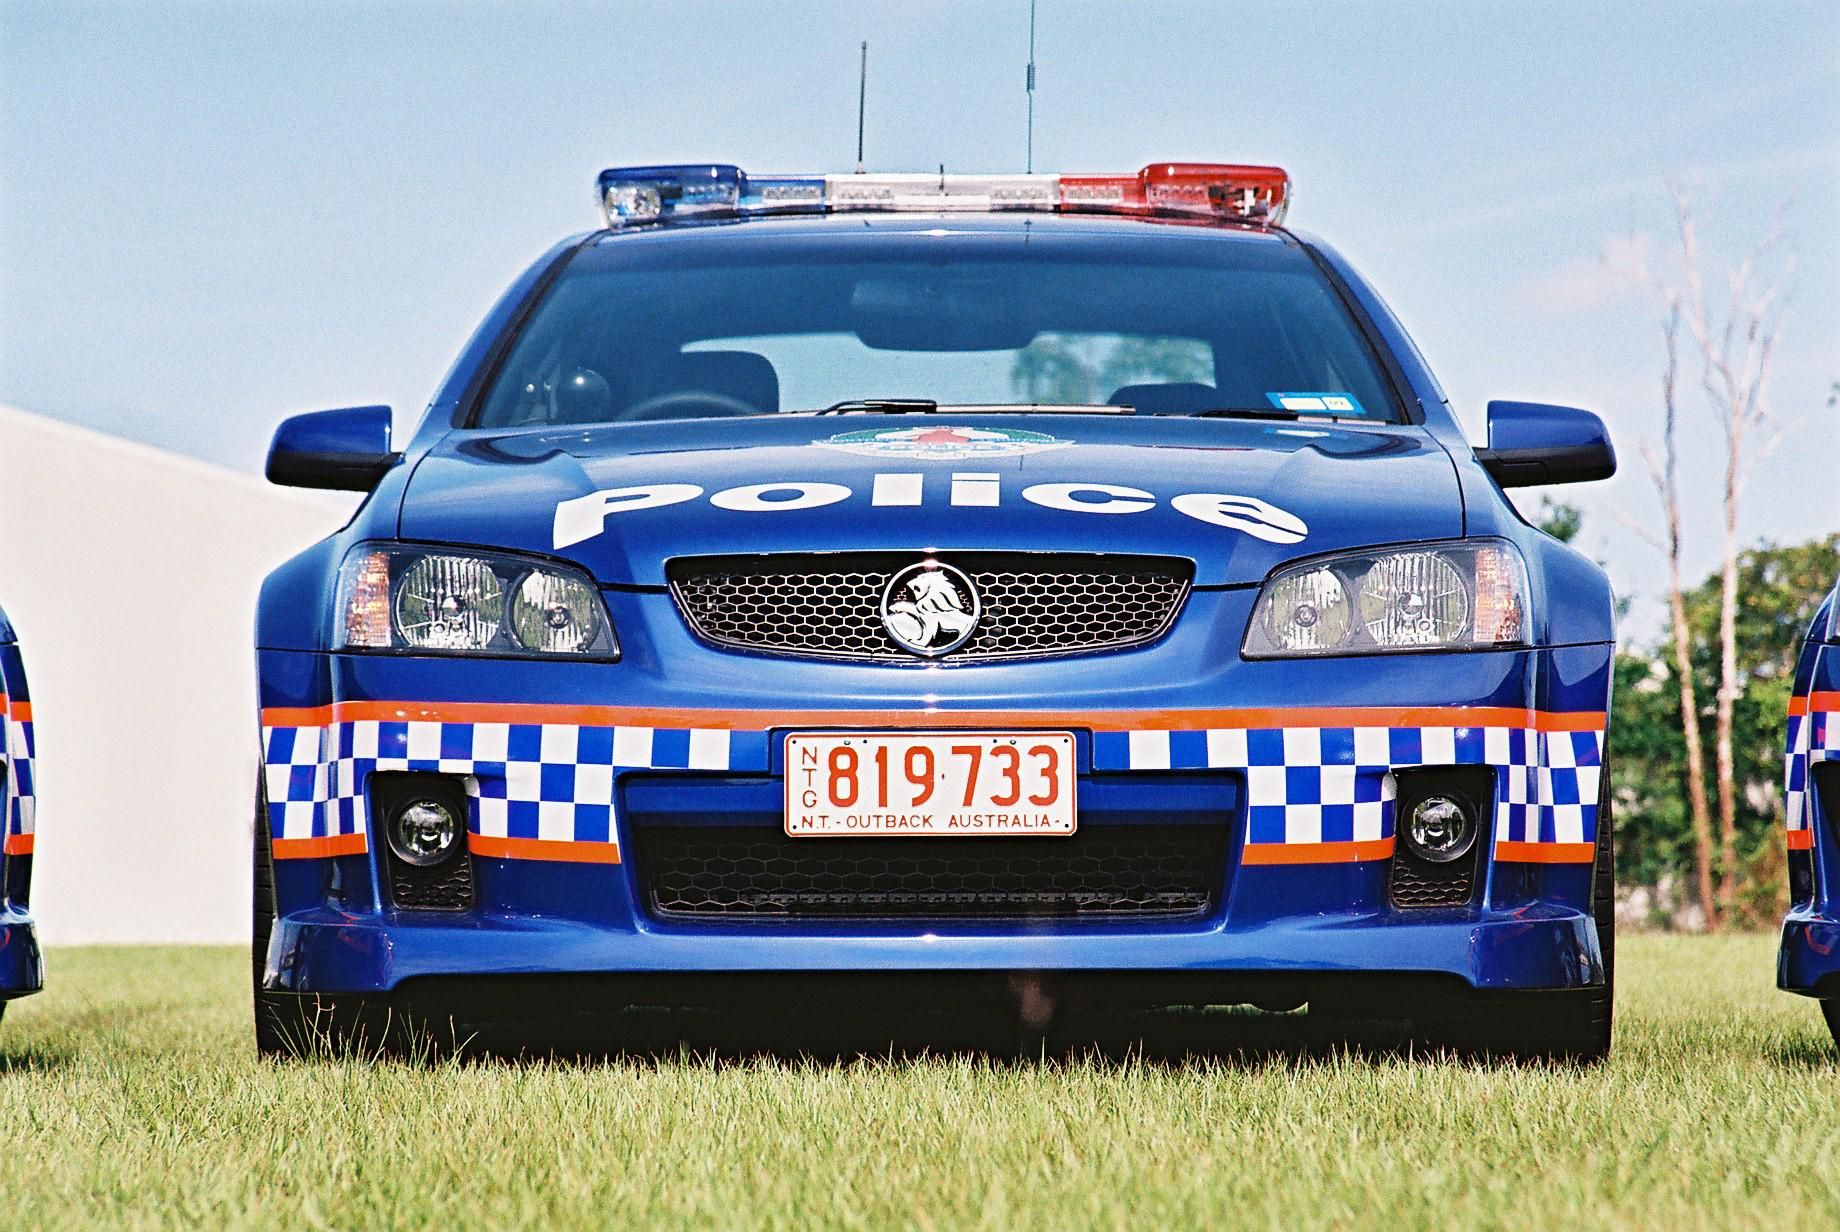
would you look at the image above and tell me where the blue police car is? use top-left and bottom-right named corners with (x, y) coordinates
top-left (256, 162), bottom-right (1619, 1059)
top-left (0, 604), bottom-right (43, 1016)
top-left (1781, 579), bottom-right (1839, 1046)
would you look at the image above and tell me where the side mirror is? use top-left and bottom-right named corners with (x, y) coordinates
top-left (265, 406), bottom-right (400, 491)
top-left (1474, 401), bottom-right (1616, 488)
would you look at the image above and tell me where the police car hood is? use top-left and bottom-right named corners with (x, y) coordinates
top-left (401, 416), bottom-right (1463, 587)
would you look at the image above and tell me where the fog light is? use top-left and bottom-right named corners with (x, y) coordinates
top-left (1403, 794), bottom-right (1475, 864)
top-left (388, 798), bottom-right (459, 867)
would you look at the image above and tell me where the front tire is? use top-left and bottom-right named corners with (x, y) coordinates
top-left (1415, 759), bottom-right (1616, 1063)
top-left (1822, 1001), bottom-right (1840, 1050)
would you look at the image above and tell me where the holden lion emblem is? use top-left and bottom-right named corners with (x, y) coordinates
top-left (880, 561), bottom-right (981, 657)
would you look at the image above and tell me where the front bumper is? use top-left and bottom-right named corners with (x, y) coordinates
top-left (258, 605), bottom-right (1613, 1001)
top-left (269, 900), bottom-right (1601, 998)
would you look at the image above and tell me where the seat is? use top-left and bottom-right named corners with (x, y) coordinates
top-left (1107, 382), bottom-right (1224, 415)
top-left (623, 350), bottom-right (781, 420)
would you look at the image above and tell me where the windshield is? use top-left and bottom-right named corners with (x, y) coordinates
top-left (474, 228), bottom-right (1401, 427)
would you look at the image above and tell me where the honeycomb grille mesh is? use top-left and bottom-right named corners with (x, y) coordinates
top-left (635, 825), bottom-right (1229, 919)
top-left (388, 858), bottom-right (476, 912)
top-left (1387, 858), bottom-right (1475, 908)
top-left (669, 553), bottom-right (1191, 661)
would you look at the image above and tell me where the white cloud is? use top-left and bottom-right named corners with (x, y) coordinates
top-left (1520, 231), bottom-right (1656, 315)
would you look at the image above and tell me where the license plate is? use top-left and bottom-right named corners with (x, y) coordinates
top-left (783, 731), bottom-right (1077, 837)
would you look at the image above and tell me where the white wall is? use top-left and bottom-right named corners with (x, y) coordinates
top-left (0, 405), bottom-right (357, 943)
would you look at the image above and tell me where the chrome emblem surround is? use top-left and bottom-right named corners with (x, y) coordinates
top-left (879, 560), bottom-right (982, 657)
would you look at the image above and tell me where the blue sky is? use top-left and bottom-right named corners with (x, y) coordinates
top-left (2, 0), bottom-right (1835, 635)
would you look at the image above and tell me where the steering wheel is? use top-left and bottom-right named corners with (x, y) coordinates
top-left (620, 390), bottom-right (762, 422)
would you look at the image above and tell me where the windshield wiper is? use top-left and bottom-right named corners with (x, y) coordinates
top-left (809, 400), bottom-right (1135, 416)
top-left (816, 398), bottom-right (938, 415)
top-left (1187, 406), bottom-right (1306, 420)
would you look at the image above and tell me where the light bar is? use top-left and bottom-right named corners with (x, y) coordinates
top-left (824, 173), bottom-right (1059, 212)
top-left (597, 164), bottom-right (743, 224)
top-left (596, 162), bottom-right (1290, 228)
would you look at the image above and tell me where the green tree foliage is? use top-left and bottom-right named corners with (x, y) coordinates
top-left (1613, 534), bottom-right (1839, 916)
top-left (1011, 336), bottom-right (1098, 404)
top-left (1010, 334), bottom-right (1211, 405)
top-left (1536, 498), bottom-right (1584, 544)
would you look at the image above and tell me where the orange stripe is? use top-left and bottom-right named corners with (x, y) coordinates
top-left (271, 832), bottom-right (369, 860)
top-left (1790, 694), bottom-right (1811, 717)
top-left (1812, 691), bottom-right (1840, 713)
top-left (1788, 829), bottom-right (1816, 851)
top-left (2, 834), bottom-right (32, 856)
top-left (262, 700), bottom-right (1606, 735)
top-left (4, 700), bottom-right (30, 723)
top-left (1494, 840), bottom-right (1596, 863)
top-left (469, 834), bottom-right (621, 864)
top-left (1242, 837), bottom-right (1395, 865)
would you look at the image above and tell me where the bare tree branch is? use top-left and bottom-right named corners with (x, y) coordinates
top-left (1659, 185), bottom-right (1799, 917)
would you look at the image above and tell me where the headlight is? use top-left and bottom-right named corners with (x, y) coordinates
top-left (335, 545), bottom-right (617, 658)
top-left (1244, 541), bottom-right (1529, 658)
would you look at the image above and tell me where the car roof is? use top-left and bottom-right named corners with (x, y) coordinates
top-left (583, 211), bottom-right (1299, 251)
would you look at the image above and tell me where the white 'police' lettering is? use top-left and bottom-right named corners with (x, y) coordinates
top-left (553, 483), bottom-right (703, 549)
top-left (551, 473), bottom-right (1310, 548)
top-left (951, 472), bottom-right (1001, 507)
top-left (708, 482), bottom-right (852, 513)
top-left (1170, 492), bottom-right (1309, 545)
top-left (1021, 482), bottom-right (1155, 515)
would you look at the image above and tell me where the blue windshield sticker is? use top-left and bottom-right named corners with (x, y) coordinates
top-left (1266, 392), bottom-right (1365, 415)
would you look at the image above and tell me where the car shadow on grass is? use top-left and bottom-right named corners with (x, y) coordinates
top-left (324, 970), bottom-right (1505, 1068)
top-left (382, 1004), bottom-right (1431, 1069)
top-left (1764, 1035), bottom-right (1840, 1069)
top-left (0, 1043), bottom-right (77, 1075)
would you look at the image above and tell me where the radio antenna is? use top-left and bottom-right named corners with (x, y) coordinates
top-left (855, 41), bottom-right (868, 173)
top-left (1025, 0), bottom-right (1037, 172)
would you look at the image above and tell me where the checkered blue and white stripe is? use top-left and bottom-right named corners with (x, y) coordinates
top-left (262, 719), bottom-right (771, 848)
top-left (1, 702), bottom-right (32, 848)
top-left (1787, 701), bottom-right (1836, 838)
top-left (264, 712), bottom-right (1601, 857)
top-left (1098, 723), bottom-right (1603, 850)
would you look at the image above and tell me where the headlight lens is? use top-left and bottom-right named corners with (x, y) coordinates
top-left (1258, 566), bottom-right (1351, 653)
top-left (395, 554), bottom-right (505, 650)
top-left (335, 545), bottom-right (617, 658)
top-left (509, 569), bottom-right (604, 655)
top-left (1244, 541), bottom-right (1529, 658)
top-left (1358, 551), bottom-right (1470, 648)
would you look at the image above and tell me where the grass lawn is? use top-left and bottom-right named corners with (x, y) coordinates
top-left (1, 935), bottom-right (1836, 1230)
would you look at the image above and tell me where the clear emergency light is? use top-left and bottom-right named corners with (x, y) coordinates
top-left (595, 163), bottom-right (1290, 229)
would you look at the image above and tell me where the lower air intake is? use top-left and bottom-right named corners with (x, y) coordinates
top-left (634, 825), bottom-right (1229, 920)
top-left (1387, 859), bottom-right (1476, 909)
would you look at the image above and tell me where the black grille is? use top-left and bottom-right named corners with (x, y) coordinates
top-left (633, 825), bottom-right (1229, 919)
top-left (1387, 859), bottom-right (1475, 909)
top-left (668, 552), bottom-right (1191, 661)
top-left (389, 857), bottom-right (477, 911)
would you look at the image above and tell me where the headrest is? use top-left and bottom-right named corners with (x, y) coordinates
top-left (648, 350), bottom-right (780, 415)
top-left (1107, 382), bottom-right (1224, 415)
